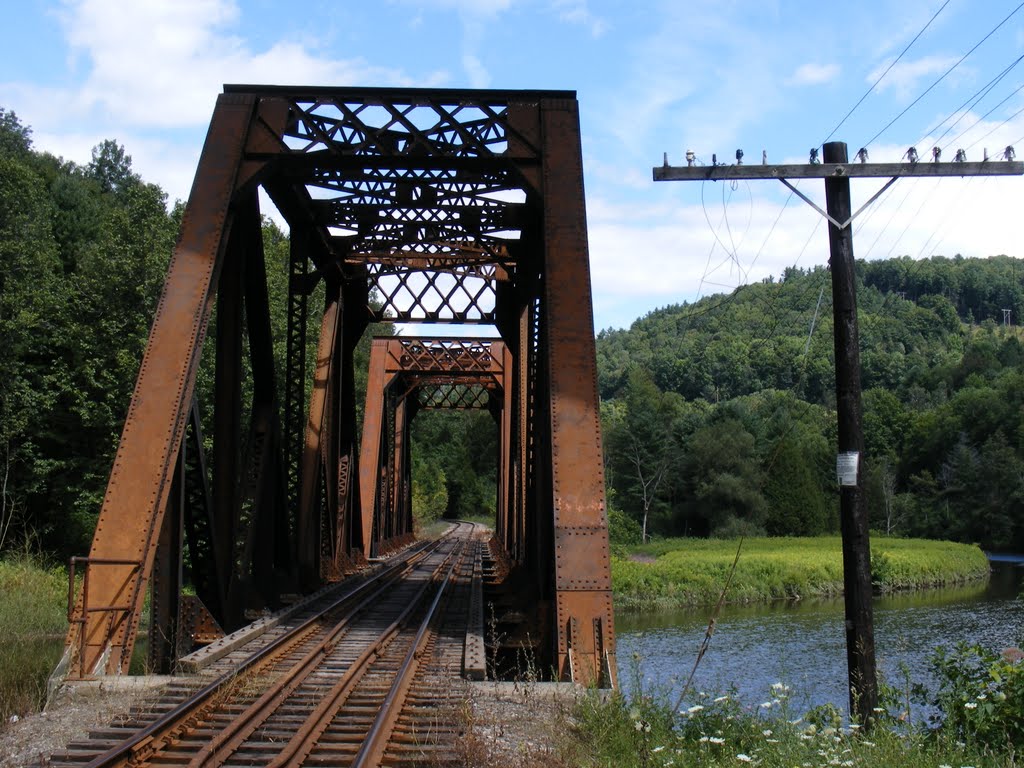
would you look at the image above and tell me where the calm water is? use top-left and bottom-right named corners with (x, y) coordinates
top-left (616, 560), bottom-right (1024, 714)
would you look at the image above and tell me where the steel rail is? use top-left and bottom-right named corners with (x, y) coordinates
top-left (184, 545), bottom-right (443, 767)
top-left (265, 537), bottom-right (467, 767)
top-left (351, 537), bottom-right (466, 767)
top-left (188, 529), bottom-right (470, 766)
top-left (80, 536), bottom-right (444, 768)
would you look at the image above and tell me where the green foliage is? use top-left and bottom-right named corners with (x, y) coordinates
top-left (410, 410), bottom-right (497, 521)
top-left (411, 455), bottom-right (448, 527)
top-left (0, 552), bottom-right (68, 719)
top-left (607, 489), bottom-right (643, 546)
top-left (0, 108), bottom-right (32, 156)
top-left (919, 642), bottom-right (1024, 747)
top-left (611, 536), bottom-right (989, 610)
top-left (0, 113), bottom-right (178, 556)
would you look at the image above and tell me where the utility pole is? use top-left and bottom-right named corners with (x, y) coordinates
top-left (654, 143), bottom-right (1023, 726)
top-left (823, 141), bottom-right (875, 722)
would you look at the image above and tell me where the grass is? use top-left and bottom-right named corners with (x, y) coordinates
top-left (0, 551), bottom-right (69, 721)
top-left (612, 536), bottom-right (991, 611)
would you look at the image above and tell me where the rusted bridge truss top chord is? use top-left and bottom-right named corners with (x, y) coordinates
top-left (67, 85), bottom-right (615, 688)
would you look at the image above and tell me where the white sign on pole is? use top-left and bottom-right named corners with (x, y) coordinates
top-left (836, 451), bottom-right (859, 487)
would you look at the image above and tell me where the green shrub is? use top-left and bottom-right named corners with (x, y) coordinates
top-left (919, 641), bottom-right (1024, 746)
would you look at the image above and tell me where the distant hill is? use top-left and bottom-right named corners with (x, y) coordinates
top-left (597, 255), bottom-right (1024, 551)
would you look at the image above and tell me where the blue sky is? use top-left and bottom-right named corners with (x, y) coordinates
top-left (3, 0), bottom-right (1024, 331)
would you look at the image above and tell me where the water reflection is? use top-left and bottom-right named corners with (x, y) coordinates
top-left (616, 562), bottom-right (1024, 715)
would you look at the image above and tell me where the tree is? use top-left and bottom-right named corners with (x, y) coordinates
top-left (681, 418), bottom-right (766, 536)
top-left (0, 108), bottom-right (32, 156)
top-left (604, 367), bottom-right (683, 541)
top-left (88, 139), bottom-right (139, 195)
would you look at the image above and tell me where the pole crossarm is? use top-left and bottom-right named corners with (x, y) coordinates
top-left (653, 160), bottom-right (1024, 181)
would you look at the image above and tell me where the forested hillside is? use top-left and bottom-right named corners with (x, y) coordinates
top-left (599, 257), bottom-right (1024, 550)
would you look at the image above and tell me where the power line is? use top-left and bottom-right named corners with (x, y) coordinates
top-left (822, 0), bottom-right (952, 145)
top-left (944, 80), bottom-right (1024, 151)
top-left (861, 0), bottom-right (1024, 149)
top-left (919, 53), bottom-right (1024, 149)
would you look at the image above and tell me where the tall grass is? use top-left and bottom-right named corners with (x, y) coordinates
top-left (613, 536), bottom-right (990, 611)
top-left (569, 681), bottom-right (1017, 767)
top-left (0, 552), bottom-right (69, 720)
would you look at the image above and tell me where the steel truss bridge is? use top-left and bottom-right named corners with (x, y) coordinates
top-left (65, 86), bottom-right (615, 689)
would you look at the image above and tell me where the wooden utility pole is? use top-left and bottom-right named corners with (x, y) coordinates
top-left (822, 141), bottom-right (875, 721)
top-left (654, 143), bottom-right (1022, 725)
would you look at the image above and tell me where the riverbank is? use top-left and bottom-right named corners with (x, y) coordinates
top-left (612, 536), bottom-right (991, 611)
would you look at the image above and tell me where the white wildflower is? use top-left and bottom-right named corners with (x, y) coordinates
top-left (686, 705), bottom-right (705, 714)
top-left (710, 736), bottom-right (725, 745)
top-left (652, 745), bottom-right (665, 753)
top-left (714, 695), bottom-right (730, 703)
top-left (964, 702), bottom-right (978, 710)
top-left (736, 754), bottom-right (752, 763)
top-left (762, 729), bottom-right (773, 737)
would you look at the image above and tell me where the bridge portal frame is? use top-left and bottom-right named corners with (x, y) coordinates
top-left (65, 86), bottom-right (615, 686)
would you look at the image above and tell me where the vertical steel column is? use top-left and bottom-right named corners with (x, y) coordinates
top-left (538, 98), bottom-right (615, 686)
top-left (148, 448), bottom-right (184, 673)
top-left (299, 289), bottom-right (339, 582)
top-left (284, 225), bottom-right (310, 576)
top-left (236, 188), bottom-right (287, 606)
top-left (181, 397), bottom-right (225, 624)
top-left (498, 343), bottom-right (514, 547)
top-left (336, 277), bottom-right (370, 563)
top-left (359, 339), bottom-right (391, 560)
top-left (212, 214), bottom-right (245, 623)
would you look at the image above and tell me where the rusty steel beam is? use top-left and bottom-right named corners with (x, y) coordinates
top-left (536, 97), bottom-right (615, 686)
top-left (67, 95), bottom-right (268, 676)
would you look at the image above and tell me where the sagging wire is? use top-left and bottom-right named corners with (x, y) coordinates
top-left (698, 177), bottom-right (753, 297)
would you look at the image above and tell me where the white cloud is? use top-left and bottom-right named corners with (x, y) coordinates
top-left (867, 54), bottom-right (960, 98)
top-left (552, 0), bottom-right (608, 37)
top-left (51, 0), bottom-right (430, 129)
top-left (787, 62), bottom-right (840, 86)
top-left (463, 53), bottom-right (491, 88)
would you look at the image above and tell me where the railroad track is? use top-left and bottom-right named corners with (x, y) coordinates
top-left (46, 523), bottom-right (484, 768)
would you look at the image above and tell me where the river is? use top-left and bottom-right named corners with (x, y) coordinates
top-left (615, 558), bottom-right (1024, 715)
